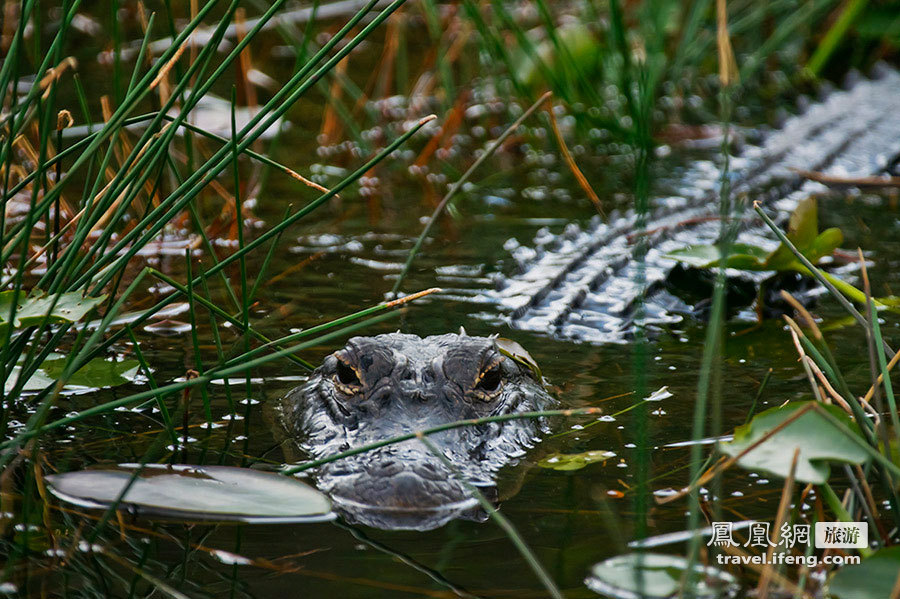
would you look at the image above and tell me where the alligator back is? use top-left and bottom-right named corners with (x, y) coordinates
top-left (487, 67), bottom-right (900, 343)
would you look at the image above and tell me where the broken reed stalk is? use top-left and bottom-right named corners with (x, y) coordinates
top-left (863, 350), bottom-right (900, 405)
top-left (545, 104), bottom-right (603, 214)
top-left (785, 318), bottom-right (825, 404)
top-left (792, 168), bottom-right (900, 189)
top-left (391, 91), bottom-right (553, 295)
top-left (782, 314), bottom-right (881, 422)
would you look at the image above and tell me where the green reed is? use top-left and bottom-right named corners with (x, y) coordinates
top-left (4, 1), bottom-right (898, 596)
top-left (0, 3), bottom-right (436, 586)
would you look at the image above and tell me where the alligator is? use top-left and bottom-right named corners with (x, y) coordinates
top-left (481, 67), bottom-right (900, 343)
top-left (276, 69), bottom-right (900, 530)
top-left (280, 332), bottom-right (554, 530)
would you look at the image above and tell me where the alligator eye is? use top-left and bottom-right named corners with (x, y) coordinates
top-left (476, 365), bottom-right (502, 394)
top-left (335, 361), bottom-right (361, 388)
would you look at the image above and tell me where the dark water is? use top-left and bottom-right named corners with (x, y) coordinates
top-left (8, 10), bottom-right (900, 599)
top-left (25, 174), bottom-right (900, 598)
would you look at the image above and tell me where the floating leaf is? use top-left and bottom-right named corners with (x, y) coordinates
top-left (85, 302), bottom-right (190, 329)
top-left (6, 354), bottom-right (140, 394)
top-left (0, 290), bottom-right (105, 337)
top-left (719, 402), bottom-right (869, 484)
top-left (539, 450), bottom-right (616, 471)
top-left (828, 546), bottom-right (900, 599)
top-left (496, 337), bottom-right (543, 381)
top-left (40, 357), bottom-right (140, 389)
top-left (661, 198), bottom-right (881, 314)
top-left (663, 243), bottom-right (769, 270)
top-left (665, 198), bottom-right (844, 275)
top-left (586, 553), bottom-right (738, 599)
top-left (45, 464), bottom-right (334, 523)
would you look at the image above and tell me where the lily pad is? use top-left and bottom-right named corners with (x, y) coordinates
top-left (539, 450), bottom-right (616, 471)
top-left (586, 553), bottom-right (739, 599)
top-left (719, 402), bottom-right (869, 484)
top-left (6, 354), bottom-right (140, 394)
top-left (0, 290), bottom-right (105, 337)
top-left (828, 546), bottom-right (900, 599)
top-left (45, 464), bottom-right (334, 523)
top-left (40, 357), bottom-right (140, 389)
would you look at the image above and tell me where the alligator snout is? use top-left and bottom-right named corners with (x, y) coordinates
top-left (329, 444), bottom-right (471, 509)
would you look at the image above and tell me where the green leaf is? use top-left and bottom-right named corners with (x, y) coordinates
top-left (763, 244), bottom-right (800, 271)
top-left (6, 355), bottom-right (141, 393)
top-left (666, 199), bottom-right (844, 276)
top-left (40, 357), bottom-right (140, 389)
top-left (806, 227), bottom-right (844, 263)
top-left (663, 243), bottom-right (769, 269)
top-left (764, 198), bottom-right (841, 270)
top-left (828, 546), bottom-right (900, 599)
top-left (764, 228), bottom-right (843, 271)
top-left (0, 290), bottom-right (106, 337)
top-left (538, 450), bottom-right (616, 471)
top-left (876, 296), bottom-right (900, 308)
top-left (496, 337), bottom-right (543, 381)
top-left (719, 402), bottom-right (870, 484)
top-left (45, 464), bottom-right (335, 523)
top-left (586, 553), bottom-right (738, 598)
top-left (721, 251), bottom-right (770, 270)
top-left (787, 196), bottom-right (819, 249)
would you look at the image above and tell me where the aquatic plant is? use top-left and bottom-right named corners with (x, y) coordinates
top-left (1, 1), bottom-right (899, 598)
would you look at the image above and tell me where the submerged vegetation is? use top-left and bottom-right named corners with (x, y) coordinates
top-left (1, 0), bottom-right (900, 597)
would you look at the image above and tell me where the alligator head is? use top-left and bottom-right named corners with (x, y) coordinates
top-left (280, 332), bottom-right (554, 530)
